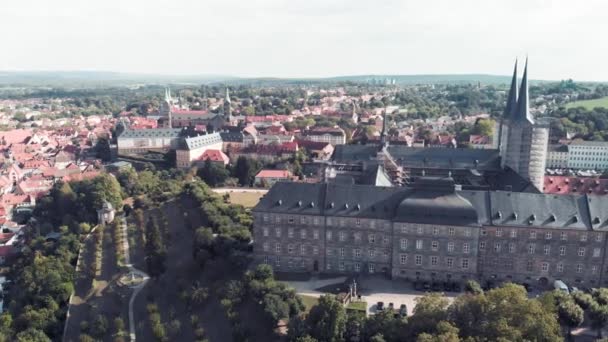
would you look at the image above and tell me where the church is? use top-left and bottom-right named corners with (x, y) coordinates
top-left (324, 58), bottom-right (549, 193)
top-left (159, 87), bottom-right (235, 131)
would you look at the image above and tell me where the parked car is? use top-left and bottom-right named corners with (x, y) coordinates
top-left (452, 282), bottom-right (461, 292)
top-left (399, 304), bottom-right (408, 317)
top-left (377, 301), bottom-right (385, 311)
top-left (443, 281), bottom-right (452, 292)
top-left (431, 282), bottom-right (441, 291)
top-left (554, 280), bottom-right (569, 294)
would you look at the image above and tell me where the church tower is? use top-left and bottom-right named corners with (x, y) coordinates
top-left (380, 108), bottom-right (388, 149)
top-left (224, 87), bottom-right (232, 124)
top-left (502, 59), bottom-right (549, 191)
top-left (499, 59), bottom-right (518, 166)
top-left (160, 87), bottom-right (174, 127)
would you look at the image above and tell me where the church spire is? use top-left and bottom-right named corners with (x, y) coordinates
top-left (225, 87), bottom-right (231, 103)
top-left (380, 108), bottom-right (388, 148)
top-left (504, 59), bottom-right (518, 120)
top-left (224, 87), bottom-right (232, 123)
top-left (514, 57), bottom-right (533, 124)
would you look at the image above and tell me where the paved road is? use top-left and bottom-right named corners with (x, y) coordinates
top-left (120, 216), bottom-right (150, 342)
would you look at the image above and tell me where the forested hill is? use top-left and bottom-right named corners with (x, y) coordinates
top-left (0, 71), bottom-right (554, 87)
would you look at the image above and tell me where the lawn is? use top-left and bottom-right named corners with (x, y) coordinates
top-left (346, 301), bottom-right (367, 312)
top-left (565, 96), bottom-right (608, 110)
top-left (226, 191), bottom-right (264, 208)
top-left (299, 295), bottom-right (319, 313)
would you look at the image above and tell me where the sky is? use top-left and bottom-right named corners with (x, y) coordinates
top-left (2, 0), bottom-right (608, 81)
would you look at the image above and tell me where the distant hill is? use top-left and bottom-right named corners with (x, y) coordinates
top-left (0, 71), bottom-right (238, 87)
top-left (0, 71), bottom-right (561, 87)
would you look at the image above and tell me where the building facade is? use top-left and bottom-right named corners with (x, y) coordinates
top-left (252, 180), bottom-right (608, 289)
top-left (175, 132), bottom-right (223, 168)
top-left (301, 127), bottom-right (347, 145)
top-left (117, 128), bottom-right (183, 155)
top-left (567, 141), bottom-right (608, 171)
top-left (546, 144), bottom-right (569, 169)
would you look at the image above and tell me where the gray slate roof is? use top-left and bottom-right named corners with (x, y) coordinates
top-left (180, 132), bottom-right (223, 150)
top-left (332, 145), bottom-right (501, 171)
top-left (119, 128), bottom-right (183, 139)
top-left (254, 179), bottom-right (608, 231)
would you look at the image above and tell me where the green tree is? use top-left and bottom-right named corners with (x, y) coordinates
top-left (589, 301), bottom-right (608, 338)
top-left (95, 137), bottom-right (112, 161)
top-left (408, 293), bottom-right (450, 337)
top-left (557, 299), bottom-right (584, 340)
top-left (464, 280), bottom-right (483, 295)
top-left (416, 321), bottom-right (460, 342)
top-left (198, 159), bottom-right (229, 187)
top-left (262, 293), bottom-right (290, 327)
top-left (306, 295), bottom-right (346, 342)
top-left (15, 328), bottom-right (51, 342)
top-left (233, 156), bottom-right (260, 186)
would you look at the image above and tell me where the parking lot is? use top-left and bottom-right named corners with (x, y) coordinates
top-left (356, 276), bottom-right (459, 315)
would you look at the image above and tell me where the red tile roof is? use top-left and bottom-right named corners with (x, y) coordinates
top-left (200, 149), bottom-right (229, 165)
top-left (544, 176), bottom-right (608, 195)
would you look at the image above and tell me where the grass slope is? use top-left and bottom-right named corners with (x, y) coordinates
top-left (565, 96), bottom-right (608, 110)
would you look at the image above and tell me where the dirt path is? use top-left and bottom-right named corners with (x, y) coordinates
top-left (120, 215), bottom-right (150, 342)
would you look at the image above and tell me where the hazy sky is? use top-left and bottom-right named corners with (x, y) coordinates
top-left (2, 0), bottom-right (607, 80)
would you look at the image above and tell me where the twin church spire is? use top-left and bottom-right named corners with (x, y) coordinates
top-left (504, 57), bottom-right (533, 124)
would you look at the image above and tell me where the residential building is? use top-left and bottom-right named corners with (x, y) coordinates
top-left (254, 170), bottom-right (293, 186)
top-left (301, 127), bottom-right (346, 145)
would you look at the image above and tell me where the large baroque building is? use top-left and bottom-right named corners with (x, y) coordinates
top-left (251, 60), bottom-right (607, 289)
top-left (159, 87), bottom-right (234, 130)
top-left (252, 179), bottom-right (608, 288)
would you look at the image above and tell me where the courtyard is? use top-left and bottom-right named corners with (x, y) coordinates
top-left (287, 275), bottom-right (459, 316)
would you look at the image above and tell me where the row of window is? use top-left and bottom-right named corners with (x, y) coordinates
top-left (399, 254), bottom-right (469, 269)
top-left (400, 239), bottom-right (470, 253)
top-left (328, 247), bottom-right (390, 259)
top-left (262, 225), bottom-right (603, 244)
top-left (482, 229), bottom-right (602, 242)
top-left (480, 242), bottom-right (601, 257)
top-left (262, 256), bottom-right (596, 276)
top-left (263, 243), bottom-right (320, 255)
top-left (262, 214), bottom-right (387, 229)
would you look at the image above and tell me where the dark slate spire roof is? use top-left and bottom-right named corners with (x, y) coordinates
top-left (514, 58), bottom-right (534, 124)
top-left (504, 59), bottom-right (518, 120)
top-left (225, 87), bottom-right (231, 103)
top-left (380, 108), bottom-right (388, 148)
